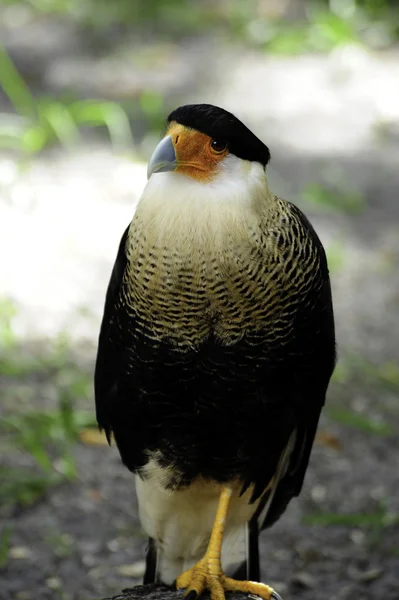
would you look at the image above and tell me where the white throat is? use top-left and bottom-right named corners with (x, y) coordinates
top-left (130, 156), bottom-right (269, 250)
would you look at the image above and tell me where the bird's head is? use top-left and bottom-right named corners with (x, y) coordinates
top-left (147, 104), bottom-right (270, 184)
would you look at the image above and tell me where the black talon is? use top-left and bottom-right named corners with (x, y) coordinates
top-left (185, 591), bottom-right (198, 600)
top-left (271, 591), bottom-right (283, 600)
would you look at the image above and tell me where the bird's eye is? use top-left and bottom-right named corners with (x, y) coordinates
top-left (210, 139), bottom-right (227, 154)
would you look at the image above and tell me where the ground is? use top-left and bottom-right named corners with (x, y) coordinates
top-left (0, 12), bottom-right (399, 600)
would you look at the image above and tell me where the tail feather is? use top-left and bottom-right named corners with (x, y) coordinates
top-left (143, 545), bottom-right (196, 586)
top-left (143, 538), bottom-right (157, 584)
top-left (247, 517), bottom-right (260, 581)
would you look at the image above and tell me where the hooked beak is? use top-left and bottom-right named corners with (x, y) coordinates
top-left (147, 135), bottom-right (177, 179)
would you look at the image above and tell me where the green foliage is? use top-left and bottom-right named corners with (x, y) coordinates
top-left (328, 354), bottom-right (399, 436)
top-left (2, 0), bottom-right (217, 31)
top-left (0, 321), bottom-right (96, 510)
top-left (325, 240), bottom-right (347, 274)
top-left (139, 90), bottom-right (166, 133)
top-left (327, 406), bottom-right (394, 436)
top-left (0, 469), bottom-right (58, 511)
top-left (0, 46), bottom-right (133, 154)
top-left (303, 501), bottom-right (399, 528)
top-left (248, 0), bottom-right (399, 53)
top-left (0, 298), bottom-right (17, 350)
top-left (0, 527), bottom-right (12, 570)
top-left (304, 501), bottom-right (399, 552)
top-left (2, 0), bottom-right (399, 51)
top-left (376, 361), bottom-right (399, 389)
top-left (45, 531), bottom-right (75, 558)
top-left (1, 0), bottom-right (398, 155)
top-left (0, 406), bottom-right (96, 510)
top-left (302, 183), bottom-right (366, 214)
top-left (257, 10), bottom-right (359, 54)
top-left (332, 354), bottom-right (399, 391)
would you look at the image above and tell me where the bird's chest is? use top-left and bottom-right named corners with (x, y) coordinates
top-left (123, 242), bottom-right (273, 349)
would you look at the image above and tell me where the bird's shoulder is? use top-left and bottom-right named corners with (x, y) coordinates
top-left (266, 195), bottom-right (328, 266)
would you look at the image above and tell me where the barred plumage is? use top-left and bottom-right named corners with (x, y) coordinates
top-left (95, 104), bottom-right (336, 596)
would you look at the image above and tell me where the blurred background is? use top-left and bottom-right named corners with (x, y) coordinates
top-left (1, 1), bottom-right (399, 599)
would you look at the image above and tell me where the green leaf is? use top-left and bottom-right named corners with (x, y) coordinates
top-left (39, 101), bottom-right (81, 147)
top-left (59, 395), bottom-right (78, 441)
top-left (0, 526), bottom-right (12, 570)
top-left (303, 510), bottom-right (398, 527)
top-left (327, 406), bottom-right (394, 436)
top-left (22, 125), bottom-right (49, 153)
top-left (326, 240), bottom-right (346, 274)
top-left (377, 362), bottom-right (399, 388)
top-left (302, 183), bottom-right (365, 214)
top-left (0, 46), bottom-right (36, 117)
top-left (69, 100), bottom-right (133, 147)
top-left (0, 468), bottom-right (57, 509)
top-left (0, 298), bottom-right (18, 349)
top-left (139, 90), bottom-right (164, 118)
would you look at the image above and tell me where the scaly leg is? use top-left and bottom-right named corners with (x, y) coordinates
top-left (176, 486), bottom-right (282, 600)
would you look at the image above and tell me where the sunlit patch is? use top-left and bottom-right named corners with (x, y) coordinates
top-left (167, 122), bottom-right (229, 182)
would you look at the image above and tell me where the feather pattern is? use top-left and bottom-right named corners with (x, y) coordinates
top-left (95, 168), bottom-right (335, 499)
top-left (95, 105), bottom-right (336, 585)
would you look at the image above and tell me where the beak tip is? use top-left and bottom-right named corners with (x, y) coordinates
top-left (147, 135), bottom-right (177, 179)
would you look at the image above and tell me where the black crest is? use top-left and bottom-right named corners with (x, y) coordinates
top-left (168, 104), bottom-right (271, 167)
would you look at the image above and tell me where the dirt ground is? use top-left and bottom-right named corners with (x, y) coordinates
top-left (1, 13), bottom-right (399, 600)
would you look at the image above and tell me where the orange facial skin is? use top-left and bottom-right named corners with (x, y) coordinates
top-left (167, 122), bottom-right (229, 183)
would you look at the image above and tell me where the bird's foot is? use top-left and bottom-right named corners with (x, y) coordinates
top-left (176, 558), bottom-right (282, 600)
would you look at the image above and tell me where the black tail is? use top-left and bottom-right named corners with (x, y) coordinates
top-left (144, 538), bottom-right (157, 584)
top-left (229, 519), bottom-right (260, 582)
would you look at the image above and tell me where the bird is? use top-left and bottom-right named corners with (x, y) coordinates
top-left (94, 103), bottom-right (336, 600)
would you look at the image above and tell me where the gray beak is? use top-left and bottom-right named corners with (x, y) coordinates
top-left (147, 135), bottom-right (177, 179)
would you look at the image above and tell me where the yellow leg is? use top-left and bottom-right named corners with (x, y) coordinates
top-left (176, 486), bottom-right (282, 600)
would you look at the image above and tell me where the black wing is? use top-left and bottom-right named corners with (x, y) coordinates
top-left (94, 226), bottom-right (129, 444)
top-left (255, 203), bottom-right (336, 528)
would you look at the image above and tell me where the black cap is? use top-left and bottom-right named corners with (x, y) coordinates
top-left (168, 104), bottom-right (271, 167)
